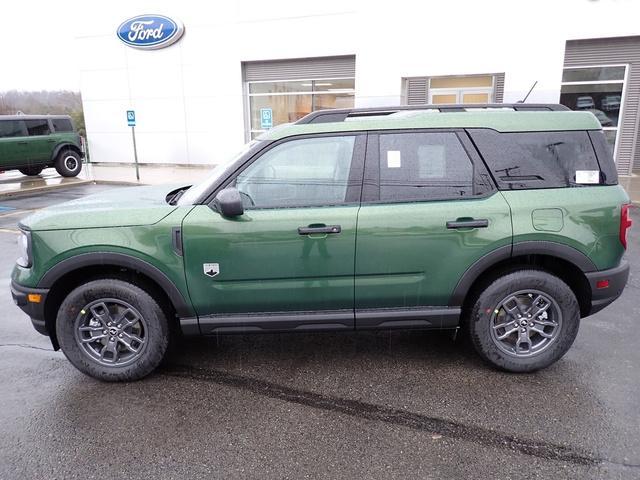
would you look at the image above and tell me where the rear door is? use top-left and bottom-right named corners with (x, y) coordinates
top-left (181, 133), bottom-right (366, 332)
top-left (354, 129), bottom-right (512, 329)
top-left (20, 119), bottom-right (54, 165)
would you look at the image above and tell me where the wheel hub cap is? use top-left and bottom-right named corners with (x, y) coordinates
top-left (489, 289), bottom-right (562, 358)
top-left (74, 299), bottom-right (147, 367)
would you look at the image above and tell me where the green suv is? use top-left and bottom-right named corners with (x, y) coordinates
top-left (0, 115), bottom-right (83, 177)
top-left (10, 104), bottom-right (631, 381)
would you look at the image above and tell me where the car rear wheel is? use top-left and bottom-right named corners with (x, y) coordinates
top-left (56, 279), bottom-right (170, 381)
top-left (54, 150), bottom-right (82, 177)
top-left (18, 166), bottom-right (44, 176)
top-left (466, 269), bottom-right (580, 372)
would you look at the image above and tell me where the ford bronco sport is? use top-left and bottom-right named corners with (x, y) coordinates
top-left (10, 104), bottom-right (631, 381)
top-left (0, 115), bottom-right (83, 177)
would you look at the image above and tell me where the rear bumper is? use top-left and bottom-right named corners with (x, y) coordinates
top-left (585, 260), bottom-right (629, 315)
top-left (10, 280), bottom-right (49, 336)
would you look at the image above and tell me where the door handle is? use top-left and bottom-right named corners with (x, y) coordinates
top-left (297, 225), bottom-right (341, 235)
top-left (17, 141), bottom-right (28, 145)
top-left (446, 219), bottom-right (489, 229)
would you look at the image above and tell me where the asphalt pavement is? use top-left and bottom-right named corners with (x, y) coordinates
top-left (0, 184), bottom-right (639, 479)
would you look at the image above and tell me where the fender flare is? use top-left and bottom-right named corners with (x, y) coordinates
top-left (50, 143), bottom-right (82, 162)
top-left (448, 241), bottom-right (596, 306)
top-left (38, 252), bottom-right (194, 317)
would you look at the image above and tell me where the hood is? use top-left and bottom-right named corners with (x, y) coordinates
top-left (20, 184), bottom-right (186, 231)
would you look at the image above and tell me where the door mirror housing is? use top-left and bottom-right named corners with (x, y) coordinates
top-left (213, 187), bottom-right (244, 217)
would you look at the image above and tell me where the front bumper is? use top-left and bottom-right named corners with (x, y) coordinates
top-left (10, 280), bottom-right (49, 336)
top-left (586, 260), bottom-right (630, 315)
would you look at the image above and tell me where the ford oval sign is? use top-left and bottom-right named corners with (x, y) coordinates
top-left (117, 15), bottom-right (184, 50)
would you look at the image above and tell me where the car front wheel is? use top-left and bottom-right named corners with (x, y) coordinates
top-left (466, 269), bottom-right (580, 372)
top-left (56, 279), bottom-right (170, 381)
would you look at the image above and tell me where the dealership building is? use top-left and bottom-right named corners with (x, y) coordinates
top-left (77, 1), bottom-right (640, 175)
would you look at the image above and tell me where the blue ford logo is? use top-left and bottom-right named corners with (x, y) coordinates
top-left (116, 15), bottom-right (184, 50)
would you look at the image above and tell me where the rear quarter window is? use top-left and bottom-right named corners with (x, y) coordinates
top-left (468, 129), bottom-right (602, 189)
top-left (51, 118), bottom-right (74, 133)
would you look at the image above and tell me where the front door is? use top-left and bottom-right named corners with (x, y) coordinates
top-left (0, 120), bottom-right (29, 167)
top-left (355, 130), bottom-right (512, 328)
top-left (182, 133), bottom-right (365, 332)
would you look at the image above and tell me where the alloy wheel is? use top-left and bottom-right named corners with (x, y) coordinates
top-left (489, 289), bottom-right (562, 358)
top-left (74, 298), bottom-right (147, 367)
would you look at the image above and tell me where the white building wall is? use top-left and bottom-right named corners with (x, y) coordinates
top-left (77, 0), bottom-right (640, 166)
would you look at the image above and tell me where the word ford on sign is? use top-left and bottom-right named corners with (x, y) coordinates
top-left (116, 15), bottom-right (184, 50)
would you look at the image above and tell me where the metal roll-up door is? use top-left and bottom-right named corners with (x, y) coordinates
top-left (243, 55), bottom-right (356, 82)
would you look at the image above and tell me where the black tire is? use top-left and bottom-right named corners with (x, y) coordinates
top-left (54, 149), bottom-right (82, 177)
top-left (466, 269), bottom-right (580, 373)
top-left (18, 166), bottom-right (44, 176)
top-left (56, 279), bottom-right (170, 381)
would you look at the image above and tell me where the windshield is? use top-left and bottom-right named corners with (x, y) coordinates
top-left (177, 141), bottom-right (260, 205)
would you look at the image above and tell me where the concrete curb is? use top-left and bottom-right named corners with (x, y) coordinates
top-left (0, 180), bottom-right (95, 199)
top-left (0, 179), bottom-right (150, 199)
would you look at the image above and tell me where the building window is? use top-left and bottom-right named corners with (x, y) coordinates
top-left (560, 65), bottom-right (627, 158)
top-left (247, 78), bottom-right (355, 139)
top-left (429, 75), bottom-right (494, 104)
top-left (403, 73), bottom-right (504, 106)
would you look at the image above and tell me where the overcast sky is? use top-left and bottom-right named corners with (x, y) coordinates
top-left (0, 1), bottom-right (86, 91)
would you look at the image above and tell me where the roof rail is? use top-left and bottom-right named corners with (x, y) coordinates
top-left (296, 103), bottom-right (571, 124)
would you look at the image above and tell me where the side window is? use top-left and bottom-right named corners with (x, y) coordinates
top-left (378, 132), bottom-right (475, 201)
top-left (235, 136), bottom-right (357, 208)
top-left (469, 130), bottom-right (601, 189)
top-left (0, 120), bottom-right (27, 138)
top-left (24, 119), bottom-right (51, 136)
top-left (51, 118), bottom-right (73, 133)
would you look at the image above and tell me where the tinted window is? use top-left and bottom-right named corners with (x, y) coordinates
top-left (51, 118), bottom-right (73, 132)
top-left (469, 130), bottom-right (601, 189)
top-left (24, 119), bottom-right (51, 136)
top-left (0, 120), bottom-right (26, 138)
top-left (235, 136), bottom-right (356, 208)
top-left (378, 132), bottom-right (475, 201)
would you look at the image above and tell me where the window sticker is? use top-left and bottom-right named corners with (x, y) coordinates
top-left (387, 150), bottom-right (401, 168)
top-left (575, 170), bottom-right (599, 184)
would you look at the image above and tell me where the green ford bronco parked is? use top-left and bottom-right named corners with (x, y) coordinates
top-left (10, 104), bottom-right (631, 381)
top-left (0, 115), bottom-right (83, 177)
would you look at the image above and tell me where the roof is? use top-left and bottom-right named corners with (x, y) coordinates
top-left (259, 108), bottom-right (602, 141)
top-left (0, 114), bottom-right (72, 121)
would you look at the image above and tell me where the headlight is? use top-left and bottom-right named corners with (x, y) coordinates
top-left (16, 230), bottom-right (32, 268)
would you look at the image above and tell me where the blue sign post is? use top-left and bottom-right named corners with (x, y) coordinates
top-left (260, 108), bottom-right (273, 129)
top-left (127, 110), bottom-right (140, 181)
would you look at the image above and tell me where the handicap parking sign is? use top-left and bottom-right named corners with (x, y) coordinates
top-left (127, 110), bottom-right (136, 127)
top-left (260, 108), bottom-right (273, 129)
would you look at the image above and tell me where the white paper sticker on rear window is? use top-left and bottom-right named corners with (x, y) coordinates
top-left (575, 170), bottom-right (599, 184)
top-left (387, 150), bottom-right (401, 168)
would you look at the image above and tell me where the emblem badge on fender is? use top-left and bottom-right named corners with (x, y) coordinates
top-left (203, 263), bottom-right (220, 278)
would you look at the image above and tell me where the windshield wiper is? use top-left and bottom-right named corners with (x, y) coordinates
top-left (167, 186), bottom-right (190, 205)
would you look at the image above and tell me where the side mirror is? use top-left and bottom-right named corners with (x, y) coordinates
top-left (213, 187), bottom-right (244, 217)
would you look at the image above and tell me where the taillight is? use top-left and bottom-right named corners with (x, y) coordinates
top-left (620, 203), bottom-right (633, 249)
